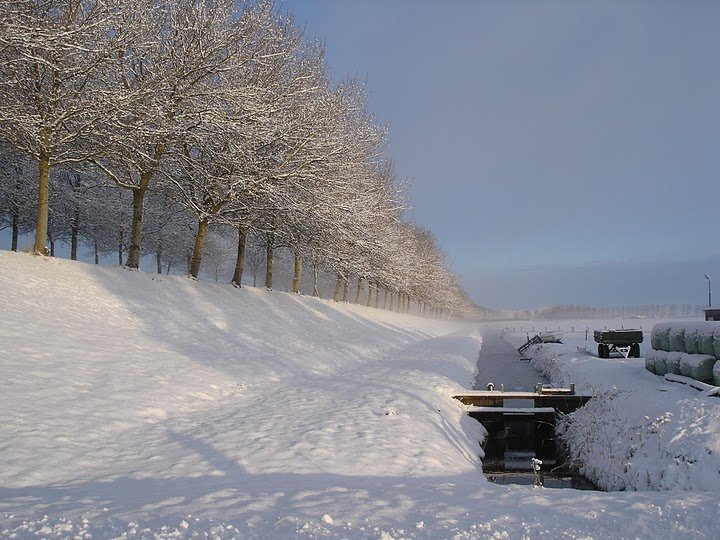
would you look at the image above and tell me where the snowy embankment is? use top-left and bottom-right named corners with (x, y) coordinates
top-left (2, 251), bottom-right (720, 539)
top-left (507, 327), bottom-right (720, 492)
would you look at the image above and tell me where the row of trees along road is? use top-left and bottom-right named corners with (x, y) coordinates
top-left (0, 0), bottom-right (479, 318)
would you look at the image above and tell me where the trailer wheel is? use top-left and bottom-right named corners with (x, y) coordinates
top-left (598, 344), bottom-right (607, 358)
top-left (631, 343), bottom-right (640, 358)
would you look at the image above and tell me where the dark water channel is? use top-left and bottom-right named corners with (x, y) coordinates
top-left (473, 328), bottom-right (601, 490)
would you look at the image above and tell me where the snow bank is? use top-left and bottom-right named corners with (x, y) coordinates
top-left (3, 253), bottom-right (720, 538)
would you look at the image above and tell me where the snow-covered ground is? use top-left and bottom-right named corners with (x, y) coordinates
top-left (2, 250), bottom-right (720, 539)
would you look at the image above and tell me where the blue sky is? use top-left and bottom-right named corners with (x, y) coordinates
top-left (281, 0), bottom-right (720, 310)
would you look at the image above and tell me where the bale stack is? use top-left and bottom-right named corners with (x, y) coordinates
top-left (645, 322), bottom-right (720, 385)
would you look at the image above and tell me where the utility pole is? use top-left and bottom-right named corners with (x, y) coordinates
top-left (705, 274), bottom-right (712, 307)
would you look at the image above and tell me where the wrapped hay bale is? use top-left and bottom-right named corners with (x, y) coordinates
top-left (714, 327), bottom-right (720, 359)
top-left (654, 350), bottom-right (669, 376)
top-left (679, 354), bottom-right (715, 382)
top-left (684, 327), bottom-right (699, 354)
top-left (651, 330), bottom-right (662, 350)
top-left (698, 327), bottom-right (716, 356)
top-left (644, 349), bottom-right (658, 373)
top-left (651, 323), bottom-right (672, 351)
top-left (665, 351), bottom-right (683, 375)
top-left (668, 327), bottom-right (686, 352)
top-left (714, 360), bottom-right (720, 387)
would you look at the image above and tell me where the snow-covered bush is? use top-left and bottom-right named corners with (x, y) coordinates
top-left (557, 389), bottom-right (636, 491)
top-left (560, 390), bottom-right (720, 492)
top-left (713, 360), bottom-right (720, 386)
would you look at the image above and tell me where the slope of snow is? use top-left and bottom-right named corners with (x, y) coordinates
top-left (2, 251), bottom-right (720, 539)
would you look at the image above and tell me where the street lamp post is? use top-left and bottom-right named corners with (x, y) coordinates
top-left (705, 274), bottom-right (712, 307)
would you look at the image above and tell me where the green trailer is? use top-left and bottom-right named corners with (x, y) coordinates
top-left (593, 329), bottom-right (643, 358)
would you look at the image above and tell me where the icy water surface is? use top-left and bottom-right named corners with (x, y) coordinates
top-left (472, 325), bottom-right (549, 391)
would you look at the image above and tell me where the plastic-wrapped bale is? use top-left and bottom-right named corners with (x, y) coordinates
top-left (698, 325), bottom-right (716, 355)
top-left (714, 327), bottom-right (720, 359)
top-left (644, 349), bottom-right (658, 374)
top-left (679, 354), bottom-right (715, 382)
top-left (668, 327), bottom-right (686, 352)
top-left (666, 351), bottom-right (683, 375)
top-left (660, 325), bottom-right (672, 351)
top-left (714, 360), bottom-right (720, 387)
top-left (654, 350), bottom-right (669, 376)
top-left (684, 327), bottom-right (700, 354)
top-left (650, 329), bottom-right (662, 350)
top-left (651, 324), bottom-right (672, 351)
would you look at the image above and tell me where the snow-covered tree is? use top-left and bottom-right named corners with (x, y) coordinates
top-left (0, 0), bottom-right (129, 254)
top-left (92, 0), bottom-right (256, 269)
top-left (0, 145), bottom-right (36, 250)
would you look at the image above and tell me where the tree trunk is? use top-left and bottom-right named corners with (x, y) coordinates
top-left (342, 278), bottom-right (349, 302)
top-left (354, 277), bottom-right (363, 304)
top-left (312, 263), bottom-right (319, 297)
top-left (332, 274), bottom-right (343, 302)
top-left (374, 283), bottom-right (381, 308)
top-left (166, 260), bottom-right (171, 274)
top-left (155, 249), bottom-right (162, 274)
top-left (291, 252), bottom-right (302, 293)
top-left (366, 282), bottom-right (373, 307)
top-left (264, 239), bottom-right (274, 289)
top-left (231, 226), bottom-right (248, 286)
top-left (34, 150), bottom-right (51, 255)
top-left (70, 208), bottom-right (80, 260)
top-left (126, 183), bottom-right (148, 268)
top-left (118, 233), bottom-right (123, 265)
top-left (383, 289), bottom-right (389, 310)
top-left (48, 236), bottom-right (55, 257)
top-left (189, 218), bottom-right (209, 278)
top-left (93, 238), bottom-right (99, 264)
top-left (11, 206), bottom-right (19, 251)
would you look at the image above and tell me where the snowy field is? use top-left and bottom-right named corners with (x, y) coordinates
top-left (1, 250), bottom-right (720, 539)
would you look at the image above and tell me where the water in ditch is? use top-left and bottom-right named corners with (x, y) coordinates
top-left (481, 422), bottom-right (600, 490)
top-left (473, 326), bottom-right (600, 490)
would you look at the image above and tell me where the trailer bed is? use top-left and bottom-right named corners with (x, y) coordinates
top-left (593, 329), bottom-right (643, 346)
top-left (593, 329), bottom-right (643, 358)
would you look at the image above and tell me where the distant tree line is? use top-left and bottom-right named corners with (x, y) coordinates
top-left (0, 0), bottom-right (478, 317)
top-left (492, 304), bottom-right (707, 321)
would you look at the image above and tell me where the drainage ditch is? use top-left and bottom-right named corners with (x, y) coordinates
top-left (477, 406), bottom-right (600, 490)
top-left (455, 388), bottom-right (601, 490)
